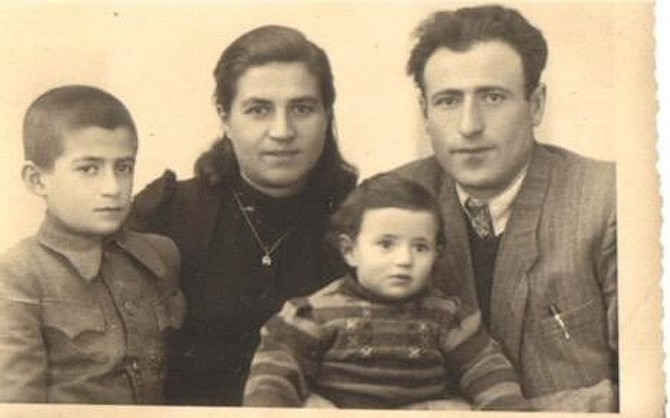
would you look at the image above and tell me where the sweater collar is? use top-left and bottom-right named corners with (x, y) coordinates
top-left (342, 273), bottom-right (430, 306)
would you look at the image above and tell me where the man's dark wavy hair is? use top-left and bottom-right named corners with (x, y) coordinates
top-left (407, 4), bottom-right (548, 98)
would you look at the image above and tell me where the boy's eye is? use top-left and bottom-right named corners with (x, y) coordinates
top-left (116, 161), bottom-right (135, 174)
top-left (77, 165), bottom-right (98, 175)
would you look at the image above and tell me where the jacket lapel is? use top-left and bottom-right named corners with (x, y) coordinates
top-left (489, 144), bottom-right (552, 364)
top-left (436, 178), bottom-right (478, 304)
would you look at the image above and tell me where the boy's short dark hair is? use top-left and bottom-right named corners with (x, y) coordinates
top-left (407, 4), bottom-right (548, 98)
top-left (328, 173), bottom-right (443, 249)
top-left (23, 85), bottom-right (137, 170)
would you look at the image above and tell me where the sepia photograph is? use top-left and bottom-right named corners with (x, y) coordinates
top-left (0, 1), bottom-right (662, 417)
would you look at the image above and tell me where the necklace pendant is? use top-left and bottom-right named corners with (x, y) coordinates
top-left (262, 254), bottom-right (272, 267)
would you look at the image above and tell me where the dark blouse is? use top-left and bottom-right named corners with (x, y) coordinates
top-left (127, 147), bottom-right (356, 406)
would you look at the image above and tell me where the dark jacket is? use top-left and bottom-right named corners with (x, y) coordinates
top-left (127, 138), bottom-right (357, 405)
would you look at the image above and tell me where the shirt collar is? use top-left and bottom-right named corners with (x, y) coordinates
top-left (456, 164), bottom-right (529, 236)
top-left (37, 213), bottom-right (127, 282)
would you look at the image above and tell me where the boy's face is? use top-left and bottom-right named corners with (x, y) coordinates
top-left (39, 126), bottom-right (136, 237)
top-left (343, 208), bottom-right (438, 301)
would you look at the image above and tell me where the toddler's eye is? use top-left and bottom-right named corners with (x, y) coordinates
top-left (376, 239), bottom-right (394, 250)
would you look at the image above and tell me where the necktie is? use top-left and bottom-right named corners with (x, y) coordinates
top-left (465, 197), bottom-right (494, 239)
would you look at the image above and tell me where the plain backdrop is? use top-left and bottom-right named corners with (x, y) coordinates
top-left (0, 1), bottom-right (648, 250)
top-left (0, 2), bottom-right (662, 417)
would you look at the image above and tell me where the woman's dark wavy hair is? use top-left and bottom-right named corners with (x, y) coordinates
top-left (195, 25), bottom-right (356, 195)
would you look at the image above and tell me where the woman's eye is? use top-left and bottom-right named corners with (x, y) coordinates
top-left (414, 243), bottom-right (432, 253)
top-left (292, 104), bottom-right (314, 116)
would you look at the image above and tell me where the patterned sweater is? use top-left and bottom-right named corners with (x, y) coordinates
top-left (243, 275), bottom-right (527, 409)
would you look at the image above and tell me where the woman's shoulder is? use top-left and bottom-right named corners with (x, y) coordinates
top-left (129, 169), bottom-right (219, 233)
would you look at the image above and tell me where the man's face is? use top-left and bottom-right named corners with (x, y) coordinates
top-left (224, 61), bottom-right (328, 198)
top-left (40, 126), bottom-right (136, 237)
top-left (343, 208), bottom-right (438, 301)
top-left (422, 40), bottom-right (545, 199)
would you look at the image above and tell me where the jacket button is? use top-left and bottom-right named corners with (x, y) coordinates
top-left (123, 300), bottom-right (138, 315)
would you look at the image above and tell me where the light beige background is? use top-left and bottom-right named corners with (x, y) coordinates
top-left (0, 1), bottom-right (662, 417)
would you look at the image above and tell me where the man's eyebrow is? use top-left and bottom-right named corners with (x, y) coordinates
top-left (71, 156), bottom-right (104, 164)
top-left (240, 97), bottom-right (272, 106)
top-left (429, 89), bottom-right (463, 100)
top-left (290, 96), bottom-right (321, 104)
top-left (475, 86), bottom-right (515, 94)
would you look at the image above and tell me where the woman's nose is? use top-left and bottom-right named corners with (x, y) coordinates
top-left (269, 109), bottom-right (296, 140)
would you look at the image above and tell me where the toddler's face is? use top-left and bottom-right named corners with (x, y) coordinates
top-left (40, 126), bottom-right (136, 237)
top-left (344, 207), bottom-right (438, 301)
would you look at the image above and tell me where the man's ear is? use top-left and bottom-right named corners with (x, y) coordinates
top-left (21, 161), bottom-right (48, 197)
top-left (530, 83), bottom-right (547, 127)
top-left (339, 233), bottom-right (358, 268)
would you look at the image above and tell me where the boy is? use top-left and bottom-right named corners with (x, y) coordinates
top-left (243, 174), bottom-right (529, 410)
top-left (0, 85), bottom-right (185, 404)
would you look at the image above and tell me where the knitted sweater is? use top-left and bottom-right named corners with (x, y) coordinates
top-left (244, 275), bottom-right (527, 409)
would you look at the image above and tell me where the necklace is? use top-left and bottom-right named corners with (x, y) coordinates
top-left (232, 189), bottom-right (306, 268)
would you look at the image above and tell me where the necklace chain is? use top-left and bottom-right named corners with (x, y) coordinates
top-left (232, 189), bottom-right (306, 267)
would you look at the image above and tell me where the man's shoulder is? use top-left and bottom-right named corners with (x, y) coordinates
top-left (387, 156), bottom-right (448, 192)
top-left (535, 143), bottom-right (615, 198)
top-left (538, 143), bottom-right (615, 176)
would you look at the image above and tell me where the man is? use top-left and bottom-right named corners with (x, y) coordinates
top-left (392, 5), bottom-right (617, 412)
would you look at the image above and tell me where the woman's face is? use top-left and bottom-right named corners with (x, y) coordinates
top-left (223, 61), bottom-right (328, 197)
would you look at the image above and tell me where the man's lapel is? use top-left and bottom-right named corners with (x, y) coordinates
top-left (436, 179), bottom-right (478, 303)
top-left (490, 144), bottom-right (552, 362)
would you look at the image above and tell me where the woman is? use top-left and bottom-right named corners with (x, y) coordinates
top-left (128, 25), bottom-right (357, 405)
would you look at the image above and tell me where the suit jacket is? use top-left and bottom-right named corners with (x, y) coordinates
top-left (392, 142), bottom-right (617, 411)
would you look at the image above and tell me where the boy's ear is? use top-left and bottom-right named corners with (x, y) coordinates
top-left (338, 233), bottom-right (358, 268)
top-left (418, 93), bottom-right (428, 118)
top-left (21, 161), bottom-right (48, 197)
